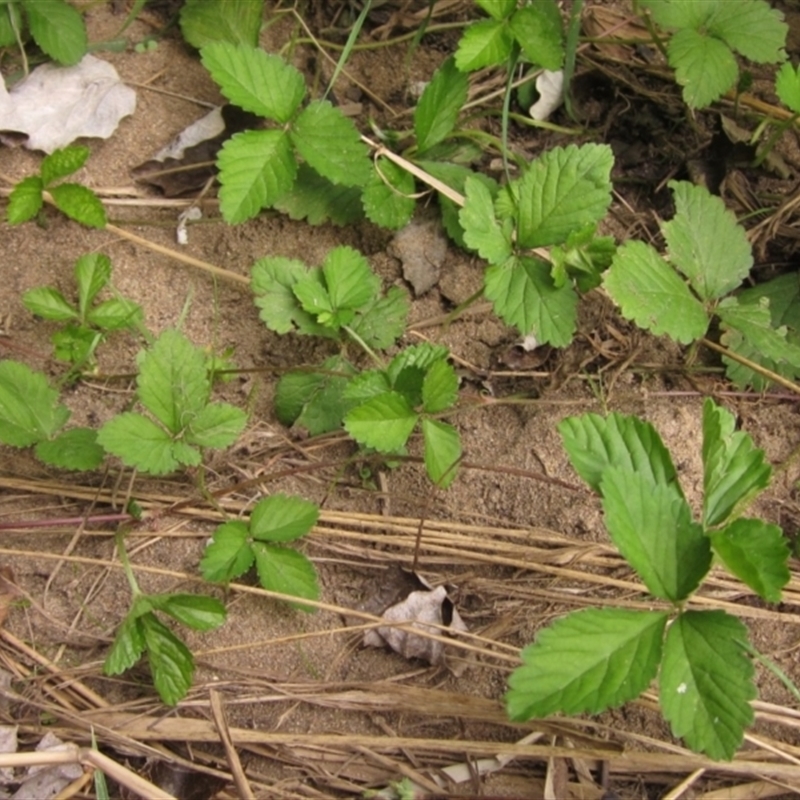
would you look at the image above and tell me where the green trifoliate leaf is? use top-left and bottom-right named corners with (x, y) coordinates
top-left (422, 359), bottom-right (458, 414)
top-left (349, 286), bottom-right (409, 351)
top-left (414, 57), bottom-right (468, 152)
top-left (180, 0), bottom-right (264, 48)
top-left (460, 176), bottom-right (512, 264)
top-left (252, 543), bottom-right (319, 610)
top-left (74, 253), bottom-right (111, 318)
top-left (200, 520), bottom-right (254, 582)
top-left (140, 613), bottom-right (195, 706)
top-left (344, 392), bottom-right (418, 452)
top-left (660, 610), bottom-right (755, 760)
top-left (216, 129), bottom-right (297, 224)
top-left (86, 298), bottom-right (142, 331)
top-left (201, 43), bottom-right (304, 122)
top-left (187, 402), bottom-right (247, 449)
top-left (35, 428), bottom-right (104, 471)
top-left (422, 419), bottom-right (461, 488)
top-left (290, 100), bottom-right (371, 187)
top-left (776, 62), bottom-right (800, 114)
top-left (103, 614), bottom-right (146, 676)
top-left (707, 0), bottom-right (787, 63)
top-left (137, 330), bottom-right (209, 433)
top-left (22, 287), bottom-right (77, 322)
top-left (701, 399), bottom-right (771, 528)
top-left (0, 361), bottom-right (69, 446)
top-left (52, 325), bottom-right (97, 365)
top-left (7, 176), bottom-right (43, 224)
top-left (484, 255), bottom-right (578, 346)
top-left (250, 494), bottom-right (319, 543)
top-left (323, 246), bottom-right (381, 316)
top-left (41, 146), bottom-right (89, 186)
top-left (362, 158), bottom-right (415, 230)
top-left (516, 143), bottom-right (613, 249)
top-left (709, 519), bottom-right (790, 603)
top-left (507, 608), bottom-right (668, 719)
top-left (49, 184), bottom-right (107, 228)
top-left (603, 240), bottom-right (709, 344)
top-left (550, 228), bottom-right (616, 292)
top-left (455, 19), bottom-right (514, 71)
top-left (667, 28), bottom-right (738, 109)
top-left (509, 0), bottom-right (564, 70)
top-left (559, 412), bottom-right (681, 494)
top-left (601, 468), bottom-right (711, 602)
top-left (275, 358), bottom-right (356, 436)
top-left (151, 594), bottom-right (227, 631)
top-left (475, 0), bottom-right (515, 20)
top-left (274, 163), bottom-right (364, 226)
top-left (662, 181), bottom-right (752, 301)
top-left (22, 0), bottom-right (87, 66)
top-left (97, 412), bottom-right (181, 475)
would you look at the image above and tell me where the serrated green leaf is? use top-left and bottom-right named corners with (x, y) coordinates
top-left (387, 343), bottom-right (449, 386)
top-left (460, 176), bottom-right (512, 264)
top-left (475, 0), bottom-right (516, 20)
top-left (642, 0), bottom-right (716, 30)
top-left (252, 543), bottom-right (319, 610)
top-left (186, 402), bottom-right (246, 449)
top-left (660, 610), bottom-right (755, 760)
top-left (422, 419), bottom-right (461, 488)
top-left (516, 143), bottom-right (613, 248)
top-left (273, 163), bottom-right (364, 226)
top-left (180, 0), bottom-right (263, 48)
top-left (662, 181), bottom-right (752, 301)
top-left (484, 255), bottom-right (578, 346)
top-left (250, 493), bottom-right (319, 543)
top-left (421, 359), bottom-right (458, 414)
top-left (49, 183), bottom-right (107, 228)
top-left (0, 360), bottom-right (69, 446)
top-left (97, 412), bottom-right (179, 474)
top-left (41, 146), bottom-right (89, 186)
top-left (393, 365), bottom-right (425, 407)
top-left (668, 28), bottom-right (738, 109)
top-left (292, 269), bottom-right (336, 324)
top-left (103, 614), bottom-right (146, 676)
top-left (172, 440), bottom-right (202, 468)
top-left (509, 1), bottom-right (564, 71)
top-left (323, 246), bottom-right (380, 314)
top-left (290, 100), bottom-right (371, 187)
top-left (414, 57), bottom-right (468, 152)
top-left (349, 286), bottom-right (409, 351)
top-left (74, 253), bottom-right (111, 318)
top-left (153, 594), bottom-right (227, 631)
top-left (51, 325), bottom-right (98, 365)
top-left (217, 129), bottom-right (297, 224)
top-left (22, 287), bottom-right (77, 322)
top-left (601, 468), bottom-right (711, 602)
top-left (507, 608), bottom-right (668, 719)
top-left (35, 427), bottom-right (104, 471)
top-left (702, 398), bottom-right (771, 528)
top-left (137, 330), bottom-right (209, 433)
top-left (201, 43), bottom-right (304, 122)
top-left (86, 298), bottom-right (142, 331)
top-left (200, 520), bottom-right (254, 582)
top-left (7, 176), bottom-right (43, 225)
top-left (603, 240), bottom-right (709, 344)
top-left (362, 158), bottom-right (416, 230)
top-left (22, 0), bottom-right (86, 65)
top-left (343, 370), bottom-right (392, 405)
top-left (776, 62), bottom-right (800, 114)
top-left (710, 518), bottom-right (790, 603)
top-left (275, 356), bottom-right (356, 435)
top-left (558, 412), bottom-right (681, 494)
top-left (140, 613), bottom-right (194, 705)
top-left (454, 18), bottom-right (513, 71)
top-left (344, 392), bottom-right (418, 452)
top-left (707, 0), bottom-right (786, 63)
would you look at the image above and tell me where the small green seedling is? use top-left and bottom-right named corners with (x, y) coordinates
top-left (604, 180), bottom-right (800, 387)
top-left (641, 0), bottom-right (786, 108)
top-left (200, 494), bottom-right (320, 609)
top-left (506, 399), bottom-right (790, 760)
top-left (22, 253), bottom-right (142, 368)
top-left (0, 360), bottom-right (103, 470)
top-left (7, 146), bottom-right (106, 229)
top-left (97, 329), bottom-right (247, 475)
top-left (0, 0), bottom-right (87, 66)
top-left (104, 531), bottom-right (226, 705)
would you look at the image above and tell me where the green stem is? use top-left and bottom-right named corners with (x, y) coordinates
top-left (441, 288), bottom-right (486, 329)
top-left (753, 116), bottom-right (797, 168)
top-left (115, 528), bottom-right (140, 597)
top-left (737, 639), bottom-right (800, 705)
top-left (343, 325), bottom-right (384, 368)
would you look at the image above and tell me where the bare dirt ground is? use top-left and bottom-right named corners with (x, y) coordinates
top-left (1, 2), bottom-right (800, 799)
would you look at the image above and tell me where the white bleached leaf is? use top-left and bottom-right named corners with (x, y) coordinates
top-left (529, 70), bottom-right (564, 121)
